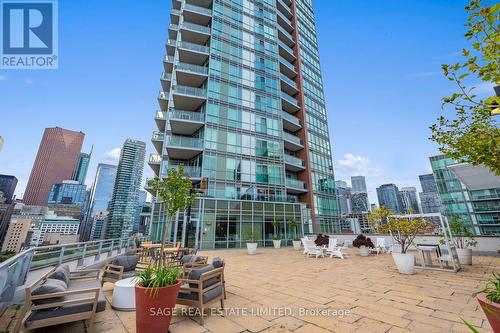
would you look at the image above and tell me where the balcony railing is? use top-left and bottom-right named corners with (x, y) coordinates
top-left (164, 165), bottom-right (202, 178)
top-left (182, 22), bottom-right (211, 34)
top-left (158, 91), bottom-right (168, 100)
top-left (280, 56), bottom-right (296, 73)
top-left (278, 0), bottom-right (293, 17)
top-left (282, 111), bottom-right (301, 127)
top-left (280, 73), bottom-right (298, 90)
top-left (184, 3), bottom-right (212, 16)
top-left (278, 24), bottom-right (294, 43)
top-left (169, 23), bottom-right (179, 31)
top-left (156, 110), bottom-right (167, 120)
top-left (149, 153), bottom-right (162, 163)
top-left (176, 62), bottom-right (209, 75)
top-left (279, 40), bottom-right (295, 57)
top-left (152, 131), bottom-right (165, 141)
top-left (169, 109), bottom-right (205, 122)
top-left (164, 55), bottom-right (174, 63)
top-left (171, 8), bottom-right (180, 16)
top-left (167, 135), bottom-right (203, 149)
top-left (285, 154), bottom-right (305, 167)
top-left (283, 132), bottom-right (303, 146)
top-left (282, 91), bottom-right (300, 107)
top-left (277, 10), bottom-right (293, 29)
top-left (173, 85), bottom-right (207, 98)
top-left (161, 72), bottom-right (172, 81)
top-left (179, 41), bottom-right (210, 54)
top-left (166, 39), bottom-right (176, 47)
top-left (286, 178), bottom-right (306, 189)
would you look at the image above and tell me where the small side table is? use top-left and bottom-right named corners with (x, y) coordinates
top-left (112, 276), bottom-right (139, 311)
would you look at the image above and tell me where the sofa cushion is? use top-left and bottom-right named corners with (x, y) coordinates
top-left (188, 265), bottom-right (220, 289)
top-left (178, 285), bottom-right (223, 304)
top-left (48, 265), bottom-right (70, 286)
top-left (67, 278), bottom-right (106, 312)
top-left (181, 255), bottom-right (204, 264)
top-left (112, 255), bottom-right (139, 272)
top-left (212, 257), bottom-right (224, 269)
top-left (31, 278), bottom-right (67, 305)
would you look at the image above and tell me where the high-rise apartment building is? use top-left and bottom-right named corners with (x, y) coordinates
top-left (351, 176), bottom-right (367, 193)
top-left (418, 173), bottom-right (442, 214)
top-left (72, 152), bottom-right (91, 185)
top-left (1, 217), bottom-right (32, 253)
top-left (148, 0), bottom-right (339, 248)
top-left (335, 181), bottom-right (351, 216)
top-left (105, 139), bottom-right (146, 239)
top-left (419, 174), bottom-right (438, 193)
top-left (48, 180), bottom-right (87, 205)
top-left (376, 184), bottom-right (403, 213)
top-left (400, 187), bottom-right (420, 214)
top-left (0, 175), bottom-right (18, 204)
top-left (351, 192), bottom-right (369, 213)
top-left (24, 127), bottom-right (84, 206)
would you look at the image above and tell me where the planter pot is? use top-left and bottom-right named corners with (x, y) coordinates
top-left (358, 246), bottom-right (369, 257)
top-left (273, 239), bottom-right (282, 249)
top-left (135, 281), bottom-right (181, 333)
top-left (292, 240), bottom-right (302, 250)
top-left (247, 242), bottom-right (257, 255)
top-left (456, 248), bottom-right (473, 265)
top-left (392, 252), bottom-right (415, 275)
top-left (477, 293), bottom-right (500, 332)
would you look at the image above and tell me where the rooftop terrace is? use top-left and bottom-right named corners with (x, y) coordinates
top-left (5, 247), bottom-right (498, 333)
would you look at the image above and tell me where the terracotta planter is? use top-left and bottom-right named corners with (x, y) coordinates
top-left (477, 293), bottom-right (500, 332)
top-left (135, 281), bottom-right (181, 333)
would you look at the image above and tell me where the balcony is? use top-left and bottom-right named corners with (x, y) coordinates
top-left (180, 22), bottom-right (211, 44)
top-left (279, 40), bottom-right (296, 63)
top-left (277, 9), bottom-right (293, 33)
top-left (155, 110), bottom-right (167, 132)
top-left (172, 85), bottom-right (207, 110)
top-left (282, 111), bottom-right (302, 132)
top-left (166, 38), bottom-right (176, 56)
top-left (178, 41), bottom-right (210, 65)
top-left (168, 23), bottom-right (178, 39)
top-left (279, 56), bottom-right (297, 79)
top-left (163, 164), bottom-right (202, 180)
top-left (144, 177), bottom-right (155, 194)
top-left (183, 3), bottom-right (212, 25)
top-left (151, 131), bottom-right (165, 154)
top-left (165, 135), bottom-right (203, 159)
top-left (175, 62), bottom-right (209, 86)
top-left (286, 178), bottom-right (307, 193)
top-left (277, 0), bottom-right (293, 19)
top-left (281, 91), bottom-right (301, 113)
top-left (148, 153), bottom-right (162, 175)
top-left (172, 0), bottom-right (181, 10)
top-left (280, 73), bottom-right (298, 95)
top-left (160, 72), bottom-right (172, 91)
top-left (169, 109), bottom-right (205, 135)
top-left (283, 132), bottom-right (303, 151)
top-left (163, 55), bottom-right (174, 72)
top-left (278, 24), bottom-right (294, 48)
top-left (157, 91), bottom-right (169, 111)
top-left (284, 154), bottom-right (305, 172)
top-left (170, 8), bottom-right (180, 24)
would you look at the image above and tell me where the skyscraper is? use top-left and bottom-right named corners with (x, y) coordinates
top-left (351, 192), bottom-right (369, 213)
top-left (418, 174), bottom-right (442, 214)
top-left (105, 139), bottom-right (146, 239)
top-left (419, 174), bottom-right (438, 193)
top-left (0, 175), bottom-right (18, 203)
top-left (335, 181), bottom-right (351, 215)
top-left (148, 0), bottom-right (339, 248)
top-left (72, 152), bottom-right (91, 184)
top-left (351, 176), bottom-right (368, 193)
top-left (376, 184), bottom-right (403, 213)
top-left (399, 186), bottom-right (420, 214)
top-left (24, 127), bottom-right (84, 206)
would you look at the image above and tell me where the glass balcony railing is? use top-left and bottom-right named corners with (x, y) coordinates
top-left (166, 39), bottom-right (176, 47)
top-left (161, 72), bottom-right (172, 81)
top-left (158, 91), bottom-right (168, 100)
top-left (173, 85), bottom-right (207, 98)
top-left (277, 10), bottom-right (293, 28)
top-left (279, 40), bottom-right (295, 57)
top-left (155, 110), bottom-right (167, 120)
top-left (283, 132), bottom-right (303, 146)
top-left (169, 23), bottom-right (179, 31)
top-left (176, 62), bottom-right (209, 75)
top-left (284, 154), bottom-right (305, 167)
top-left (149, 154), bottom-right (162, 164)
top-left (184, 3), bottom-right (212, 16)
top-left (278, 24), bottom-right (294, 43)
top-left (178, 41), bottom-right (210, 54)
top-left (164, 55), bottom-right (174, 63)
top-left (171, 9), bottom-right (180, 16)
top-left (166, 135), bottom-right (203, 149)
top-left (279, 56), bottom-right (296, 73)
top-left (281, 92), bottom-right (300, 108)
top-left (169, 109), bottom-right (205, 122)
top-left (286, 178), bottom-right (306, 189)
top-left (182, 22), bottom-right (211, 34)
top-left (164, 165), bottom-right (202, 178)
top-left (282, 111), bottom-right (301, 127)
top-left (278, 0), bottom-right (292, 16)
top-left (152, 131), bottom-right (165, 141)
top-left (280, 74), bottom-right (298, 90)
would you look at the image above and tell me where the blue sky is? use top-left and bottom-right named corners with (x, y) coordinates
top-left (0, 0), bottom-right (490, 204)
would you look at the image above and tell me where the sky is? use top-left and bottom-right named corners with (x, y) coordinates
top-left (0, 0), bottom-right (492, 205)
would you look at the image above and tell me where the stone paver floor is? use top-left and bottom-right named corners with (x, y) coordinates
top-left (10, 247), bottom-right (500, 332)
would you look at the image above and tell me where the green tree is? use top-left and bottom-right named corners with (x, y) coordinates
top-left (148, 165), bottom-right (195, 267)
top-left (430, 0), bottom-right (500, 175)
top-left (368, 207), bottom-right (393, 231)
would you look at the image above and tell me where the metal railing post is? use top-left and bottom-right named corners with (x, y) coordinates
top-left (95, 241), bottom-right (103, 261)
top-left (57, 246), bottom-right (65, 267)
top-left (108, 240), bottom-right (114, 257)
top-left (78, 243), bottom-right (87, 267)
top-left (117, 239), bottom-right (122, 254)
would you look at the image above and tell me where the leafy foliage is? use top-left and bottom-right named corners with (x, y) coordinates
top-left (352, 234), bottom-right (375, 249)
top-left (288, 218), bottom-right (301, 241)
top-left (479, 271), bottom-right (500, 304)
top-left (448, 216), bottom-right (478, 249)
top-left (430, 0), bottom-right (500, 175)
top-left (137, 264), bottom-right (181, 294)
top-left (368, 207), bottom-right (393, 231)
top-left (272, 219), bottom-right (282, 240)
top-left (243, 229), bottom-right (260, 242)
top-left (377, 217), bottom-right (430, 254)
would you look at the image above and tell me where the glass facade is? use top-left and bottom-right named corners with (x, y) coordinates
top-left (149, 0), bottom-right (338, 248)
top-left (48, 181), bottom-right (87, 205)
top-left (376, 184), bottom-right (403, 213)
top-left (72, 153), bottom-right (91, 185)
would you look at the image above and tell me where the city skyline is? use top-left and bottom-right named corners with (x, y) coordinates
top-left (0, 0), bottom-right (479, 206)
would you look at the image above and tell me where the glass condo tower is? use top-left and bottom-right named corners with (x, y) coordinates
top-left (148, 0), bottom-right (339, 249)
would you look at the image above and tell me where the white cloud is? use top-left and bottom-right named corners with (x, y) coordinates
top-left (0, 75), bottom-right (7, 81)
top-left (103, 148), bottom-right (121, 161)
top-left (25, 79), bottom-right (33, 85)
top-left (336, 153), bottom-right (382, 178)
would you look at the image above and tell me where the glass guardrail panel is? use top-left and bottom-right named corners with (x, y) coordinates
top-left (184, 3), bottom-right (212, 15)
top-left (174, 85), bottom-right (207, 97)
top-left (182, 22), bottom-right (211, 34)
top-left (176, 63), bottom-right (209, 74)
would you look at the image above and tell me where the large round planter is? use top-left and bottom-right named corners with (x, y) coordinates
top-left (358, 246), bottom-right (369, 257)
top-left (392, 252), bottom-right (415, 275)
top-left (247, 242), bottom-right (257, 255)
top-left (456, 248), bottom-right (473, 265)
top-left (292, 240), bottom-right (302, 250)
top-left (477, 293), bottom-right (500, 332)
top-left (135, 281), bottom-right (181, 333)
top-left (273, 239), bottom-right (282, 249)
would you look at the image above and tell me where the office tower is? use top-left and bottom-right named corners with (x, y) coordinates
top-left (105, 139), bottom-right (146, 239)
top-left (351, 176), bottom-right (367, 193)
top-left (24, 127), bottom-right (84, 206)
top-left (370, 203), bottom-right (377, 211)
top-left (72, 152), bottom-right (91, 184)
top-left (1, 217), bottom-right (32, 253)
top-left (47, 180), bottom-right (87, 220)
top-left (418, 174), bottom-right (442, 214)
top-left (133, 191), bottom-right (147, 233)
top-left (0, 175), bottom-right (18, 203)
top-left (90, 211), bottom-right (108, 240)
top-left (0, 201), bottom-right (16, 248)
top-left (34, 212), bottom-right (80, 246)
top-left (376, 184), bottom-right (403, 213)
top-left (351, 192), bottom-right (369, 213)
top-left (399, 187), bottom-right (420, 214)
top-left (430, 155), bottom-right (500, 235)
top-left (335, 181), bottom-right (351, 216)
top-left (148, 0), bottom-right (339, 247)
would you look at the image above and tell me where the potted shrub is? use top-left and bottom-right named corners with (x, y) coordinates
top-left (288, 218), bottom-right (302, 250)
top-left (272, 219), bottom-right (282, 249)
top-left (142, 166), bottom-right (195, 332)
top-left (447, 216), bottom-right (477, 265)
top-left (352, 234), bottom-right (374, 256)
top-left (243, 229), bottom-right (260, 255)
top-left (476, 271), bottom-right (500, 332)
top-left (377, 216), bottom-right (429, 275)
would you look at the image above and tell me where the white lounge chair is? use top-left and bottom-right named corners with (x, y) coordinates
top-left (370, 238), bottom-right (387, 254)
top-left (301, 237), bottom-right (310, 255)
top-left (325, 238), bottom-right (345, 259)
top-left (304, 239), bottom-right (325, 258)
